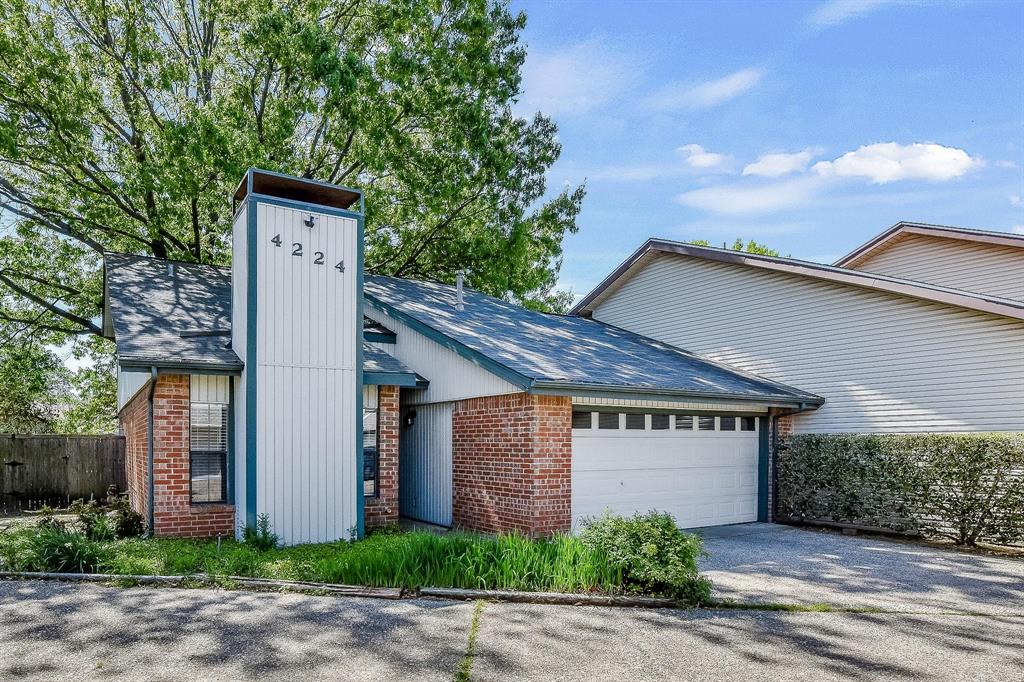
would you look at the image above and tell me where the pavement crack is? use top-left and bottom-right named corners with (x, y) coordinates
top-left (454, 599), bottom-right (486, 682)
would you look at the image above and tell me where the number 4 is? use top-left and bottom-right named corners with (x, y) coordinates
top-left (271, 234), bottom-right (282, 247)
top-left (335, 260), bottom-right (345, 273)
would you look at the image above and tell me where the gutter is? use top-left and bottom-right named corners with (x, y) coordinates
top-left (529, 381), bottom-right (824, 409)
top-left (146, 366), bottom-right (157, 536)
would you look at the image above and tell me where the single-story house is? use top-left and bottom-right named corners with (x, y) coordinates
top-left (104, 171), bottom-right (1024, 544)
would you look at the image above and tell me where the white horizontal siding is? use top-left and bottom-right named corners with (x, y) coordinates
top-left (364, 308), bottom-right (519, 405)
top-left (116, 369), bottom-right (149, 412)
top-left (591, 253), bottom-right (1024, 434)
top-left (852, 234), bottom-right (1024, 301)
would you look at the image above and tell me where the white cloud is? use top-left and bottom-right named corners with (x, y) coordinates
top-left (807, 0), bottom-right (894, 29)
top-left (1012, 225), bottom-right (1024, 235)
top-left (644, 67), bottom-right (765, 111)
top-left (678, 144), bottom-right (732, 170)
top-left (812, 142), bottom-right (982, 184)
top-left (675, 177), bottom-right (822, 215)
top-left (516, 39), bottom-right (634, 118)
top-left (1010, 194), bottom-right (1023, 208)
top-left (743, 147), bottom-right (825, 178)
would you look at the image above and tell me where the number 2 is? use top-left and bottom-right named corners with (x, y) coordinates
top-left (292, 243), bottom-right (303, 257)
top-left (314, 251), bottom-right (324, 265)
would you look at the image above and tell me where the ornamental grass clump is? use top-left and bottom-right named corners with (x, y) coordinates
top-left (579, 511), bottom-right (712, 604)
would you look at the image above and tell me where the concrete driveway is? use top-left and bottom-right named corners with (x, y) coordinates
top-left (1, 580), bottom-right (1022, 681)
top-left (699, 523), bottom-right (1024, 614)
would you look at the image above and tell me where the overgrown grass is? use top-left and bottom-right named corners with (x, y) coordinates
top-left (0, 528), bottom-right (627, 595)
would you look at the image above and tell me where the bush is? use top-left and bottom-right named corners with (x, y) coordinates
top-left (242, 513), bottom-right (279, 551)
top-left (69, 499), bottom-right (115, 541)
top-left (579, 511), bottom-right (711, 604)
top-left (29, 527), bottom-right (108, 573)
top-left (108, 497), bottom-right (145, 539)
top-left (779, 433), bottom-right (1024, 546)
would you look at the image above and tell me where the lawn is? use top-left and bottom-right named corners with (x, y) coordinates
top-left (0, 510), bottom-right (712, 602)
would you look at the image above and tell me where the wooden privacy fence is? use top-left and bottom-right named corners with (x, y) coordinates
top-left (0, 434), bottom-right (126, 515)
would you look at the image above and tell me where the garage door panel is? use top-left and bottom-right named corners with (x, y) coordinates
top-left (571, 413), bottom-right (760, 530)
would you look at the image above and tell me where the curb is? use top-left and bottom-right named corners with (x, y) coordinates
top-left (0, 572), bottom-right (683, 608)
top-left (0, 571), bottom-right (402, 599)
top-left (420, 587), bottom-right (680, 608)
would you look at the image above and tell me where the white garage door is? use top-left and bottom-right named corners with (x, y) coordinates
top-left (571, 411), bottom-right (761, 530)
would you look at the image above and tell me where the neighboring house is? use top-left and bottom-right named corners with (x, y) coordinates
top-left (570, 224), bottom-right (1024, 437)
top-left (103, 170), bottom-right (820, 543)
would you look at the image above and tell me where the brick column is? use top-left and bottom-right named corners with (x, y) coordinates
top-left (365, 384), bottom-right (400, 528)
top-left (452, 393), bottom-right (572, 537)
top-left (148, 375), bottom-right (235, 538)
top-left (120, 387), bottom-right (150, 521)
top-left (768, 414), bottom-right (795, 523)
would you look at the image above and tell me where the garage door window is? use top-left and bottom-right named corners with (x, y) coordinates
top-left (740, 417), bottom-right (757, 431)
top-left (698, 416), bottom-right (715, 431)
top-left (720, 417), bottom-right (736, 431)
top-left (598, 412), bottom-right (620, 429)
top-left (625, 413), bottom-right (646, 430)
top-left (675, 415), bottom-right (693, 430)
top-left (651, 414), bottom-right (670, 430)
top-left (572, 411), bottom-right (593, 429)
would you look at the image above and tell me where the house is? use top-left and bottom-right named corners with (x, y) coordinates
top-left (103, 170), bottom-right (1024, 545)
top-left (570, 223), bottom-right (1024, 437)
top-left (103, 170), bottom-right (822, 543)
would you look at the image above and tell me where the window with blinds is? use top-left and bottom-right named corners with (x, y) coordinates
top-left (363, 407), bottom-right (378, 497)
top-left (190, 402), bottom-right (227, 504)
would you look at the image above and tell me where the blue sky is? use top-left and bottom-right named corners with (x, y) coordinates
top-left (510, 0), bottom-right (1024, 296)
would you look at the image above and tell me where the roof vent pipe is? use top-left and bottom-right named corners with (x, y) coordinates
top-left (455, 271), bottom-right (465, 311)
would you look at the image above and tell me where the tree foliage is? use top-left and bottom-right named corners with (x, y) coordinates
top-left (687, 238), bottom-right (782, 257)
top-left (0, 0), bottom-right (584, 345)
top-left (0, 325), bottom-right (70, 432)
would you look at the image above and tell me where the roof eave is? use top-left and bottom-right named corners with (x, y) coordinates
top-left (528, 380), bottom-right (824, 409)
top-left (118, 358), bottom-right (243, 375)
top-left (835, 221), bottom-right (1024, 268)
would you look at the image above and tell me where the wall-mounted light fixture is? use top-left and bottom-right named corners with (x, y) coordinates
top-left (404, 409), bottom-right (417, 427)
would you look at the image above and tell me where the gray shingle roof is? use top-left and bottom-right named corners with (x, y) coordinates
top-left (364, 275), bottom-right (822, 405)
top-left (104, 254), bottom-right (242, 371)
top-left (103, 254), bottom-right (417, 380)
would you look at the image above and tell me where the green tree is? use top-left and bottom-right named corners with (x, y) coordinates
top-left (0, 0), bottom-right (583, 344)
top-left (0, 324), bottom-right (70, 432)
top-left (687, 238), bottom-right (782, 256)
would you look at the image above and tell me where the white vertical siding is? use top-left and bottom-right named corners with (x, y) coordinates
top-left (249, 202), bottom-right (359, 545)
top-left (364, 308), bottom-right (519, 405)
top-left (231, 204), bottom-right (248, 535)
top-left (591, 253), bottom-right (1024, 434)
top-left (851, 234), bottom-right (1024, 301)
top-left (399, 402), bottom-right (453, 526)
top-left (189, 375), bottom-right (229, 403)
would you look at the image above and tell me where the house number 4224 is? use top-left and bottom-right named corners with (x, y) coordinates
top-left (271, 234), bottom-right (344, 272)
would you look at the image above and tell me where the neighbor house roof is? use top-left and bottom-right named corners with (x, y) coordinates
top-left (103, 253), bottom-right (419, 382)
top-left (363, 275), bottom-right (822, 407)
top-left (569, 238), bottom-right (1024, 321)
top-left (834, 221), bottom-right (1024, 269)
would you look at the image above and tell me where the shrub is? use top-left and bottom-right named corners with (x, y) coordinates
top-left (108, 497), bottom-right (145, 539)
top-left (29, 527), bottom-right (108, 573)
top-left (579, 511), bottom-right (711, 604)
top-left (779, 433), bottom-right (1024, 546)
top-left (35, 505), bottom-right (67, 532)
top-left (242, 513), bottom-right (279, 551)
top-left (69, 499), bottom-right (115, 541)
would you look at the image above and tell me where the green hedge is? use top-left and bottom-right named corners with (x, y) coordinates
top-left (777, 433), bottom-right (1024, 546)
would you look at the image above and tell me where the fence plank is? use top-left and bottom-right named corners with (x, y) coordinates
top-left (0, 434), bottom-right (126, 514)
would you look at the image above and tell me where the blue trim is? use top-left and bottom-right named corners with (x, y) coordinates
top-left (248, 193), bottom-right (363, 221)
top-left (363, 371), bottom-right (419, 387)
top-left (363, 296), bottom-right (534, 391)
top-left (355, 214), bottom-right (365, 540)
top-left (244, 200), bottom-right (258, 529)
top-left (227, 378), bottom-right (235, 505)
top-left (757, 416), bottom-right (770, 522)
top-left (364, 330), bottom-right (397, 344)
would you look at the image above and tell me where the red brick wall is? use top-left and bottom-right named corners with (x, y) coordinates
top-left (120, 386), bottom-right (150, 522)
top-left (767, 414), bottom-right (795, 523)
top-left (365, 384), bottom-right (399, 528)
top-left (119, 374), bottom-right (235, 538)
top-left (452, 393), bottom-right (572, 537)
